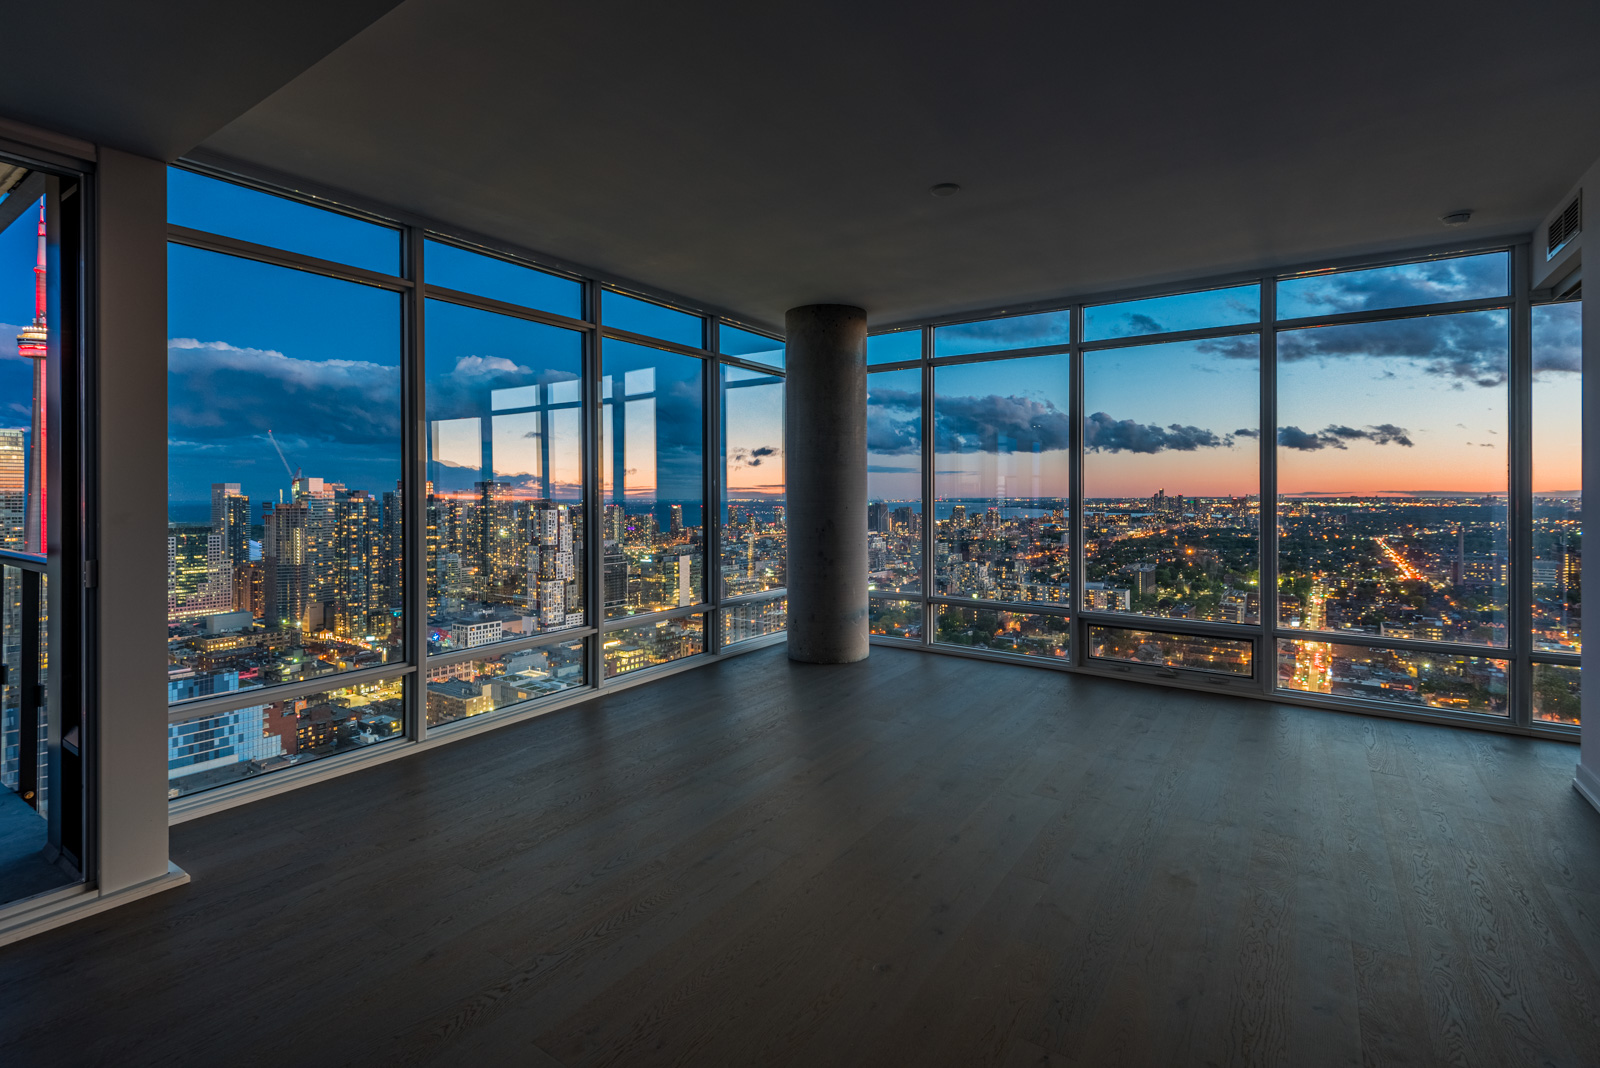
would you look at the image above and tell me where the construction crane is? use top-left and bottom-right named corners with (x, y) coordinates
top-left (266, 429), bottom-right (300, 488)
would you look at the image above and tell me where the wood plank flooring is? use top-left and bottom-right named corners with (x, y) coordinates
top-left (1, 645), bottom-right (1596, 1067)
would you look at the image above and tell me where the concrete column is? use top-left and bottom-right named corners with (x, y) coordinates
top-left (785, 304), bottom-right (868, 663)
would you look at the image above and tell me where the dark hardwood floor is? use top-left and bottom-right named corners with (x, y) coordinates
top-left (1, 645), bottom-right (1597, 1066)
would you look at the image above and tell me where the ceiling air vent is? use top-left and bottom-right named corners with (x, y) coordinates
top-left (1548, 190), bottom-right (1581, 260)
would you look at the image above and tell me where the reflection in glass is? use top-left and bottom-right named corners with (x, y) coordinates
top-left (934, 310), bottom-right (1071, 358)
top-left (1276, 310), bottom-right (1509, 646)
top-left (602, 341), bottom-right (704, 618)
top-left (167, 674), bottom-right (406, 798)
top-left (1532, 301), bottom-right (1581, 653)
top-left (1083, 336), bottom-right (1259, 623)
top-left (1088, 626), bottom-right (1252, 676)
top-left (868, 369), bottom-right (922, 593)
top-left (424, 240), bottom-right (582, 318)
top-left (720, 325), bottom-right (784, 368)
top-left (869, 598), bottom-right (922, 638)
top-left (425, 300), bottom-right (584, 653)
top-left (167, 167), bottom-right (399, 273)
top-left (723, 596), bottom-right (787, 646)
top-left (1532, 662), bottom-right (1580, 726)
top-left (0, 186), bottom-right (47, 556)
top-left (933, 605), bottom-right (1069, 660)
top-left (167, 245), bottom-right (403, 697)
top-left (603, 290), bottom-right (703, 348)
top-left (0, 566), bottom-right (48, 813)
top-left (426, 640), bottom-right (585, 727)
top-left (1277, 253), bottom-right (1507, 320)
top-left (933, 355), bottom-right (1070, 606)
top-left (1084, 284), bottom-right (1258, 342)
top-left (867, 330), bottom-right (920, 365)
top-left (1276, 639), bottom-right (1507, 717)
top-left (603, 615), bottom-right (704, 677)
top-left (722, 366), bottom-right (785, 597)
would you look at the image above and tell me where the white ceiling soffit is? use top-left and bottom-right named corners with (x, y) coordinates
top-left (201, 0), bottom-right (1600, 329)
top-left (0, 0), bottom-right (408, 161)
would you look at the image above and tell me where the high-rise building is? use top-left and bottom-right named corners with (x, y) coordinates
top-left (262, 500), bottom-right (310, 630)
top-left (0, 429), bottom-right (25, 550)
top-left (669, 503), bottom-right (684, 538)
top-left (211, 483), bottom-right (250, 568)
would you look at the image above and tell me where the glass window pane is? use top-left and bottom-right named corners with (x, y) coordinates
top-left (0, 186), bottom-right (47, 554)
top-left (722, 366), bottom-right (785, 597)
top-left (723, 595), bottom-right (786, 646)
top-left (602, 340), bottom-right (704, 618)
top-left (720, 325), bottom-right (784, 368)
top-left (1532, 301), bottom-right (1581, 654)
top-left (1088, 626), bottom-right (1252, 676)
top-left (603, 290), bottom-right (703, 348)
top-left (426, 640), bottom-right (585, 728)
top-left (167, 167), bottom-right (399, 274)
top-left (424, 300), bottom-right (585, 652)
top-left (868, 369), bottom-right (922, 594)
top-left (1084, 336), bottom-right (1259, 623)
top-left (167, 674), bottom-right (406, 799)
top-left (1277, 253), bottom-right (1508, 320)
top-left (934, 309), bottom-right (1072, 358)
top-left (1276, 639), bottom-right (1507, 717)
top-left (867, 329), bottom-right (920, 365)
top-left (167, 246), bottom-right (403, 698)
top-left (603, 614), bottom-right (704, 677)
top-left (869, 598), bottom-right (923, 638)
top-left (1084, 284), bottom-right (1258, 342)
top-left (1276, 310), bottom-right (1508, 646)
top-left (933, 605), bottom-right (1069, 660)
top-left (424, 240), bottom-right (582, 319)
top-left (933, 355), bottom-right (1071, 606)
top-left (1532, 662), bottom-right (1580, 726)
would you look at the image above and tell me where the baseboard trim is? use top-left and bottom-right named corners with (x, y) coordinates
top-left (1574, 763), bottom-right (1600, 816)
top-left (0, 863), bottom-right (189, 948)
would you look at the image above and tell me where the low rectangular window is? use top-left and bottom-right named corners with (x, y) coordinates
top-left (1276, 639), bottom-right (1507, 717)
top-left (426, 641), bottom-right (585, 728)
top-left (603, 615), bottom-right (704, 678)
top-left (1089, 626), bottom-right (1252, 676)
top-left (935, 605), bottom-right (1069, 660)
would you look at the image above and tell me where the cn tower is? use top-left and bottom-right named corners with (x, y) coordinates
top-left (15, 200), bottom-right (47, 552)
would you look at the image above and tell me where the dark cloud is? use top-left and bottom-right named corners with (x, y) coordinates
top-left (1277, 310), bottom-right (1508, 387)
top-left (866, 387), bottom-right (922, 455)
top-left (1196, 335), bottom-right (1260, 361)
top-left (1532, 301), bottom-right (1581, 376)
top-left (728, 444), bottom-right (781, 470)
top-left (1084, 412), bottom-right (1232, 454)
top-left (933, 392), bottom-right (1072, 453)
top-left (1277, 423), bottom-right (1415, 450)
top-left (940, 312), bottom-right (1071, 351)
top-left (1279, 256), bottom-right (1505, 317)
top-left (1233, 428), bottom-right (1259, 438)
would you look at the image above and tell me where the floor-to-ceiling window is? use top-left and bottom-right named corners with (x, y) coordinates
top-left (865, 243), bottom-right (1576, 736)
top-left (165, 167), bottom-right (787, 803)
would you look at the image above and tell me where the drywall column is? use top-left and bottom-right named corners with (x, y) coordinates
top-left (95, 148), bottom-right (175, 893)
top-left (785, 304), bottom-right (869, 663)
top-left (1578, 152), bottom-right (1600, 812)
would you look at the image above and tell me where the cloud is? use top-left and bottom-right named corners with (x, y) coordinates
top-left (933, 391), bottom-right (1072, 453)
top-left (168, 338), bottom-right (400, 444)
top-left (866, 387), bottom-right (921, 455)
top-left (729, 444), bottom-right (781, 470)
top-left (867, 464), bottom-right (916, 473)
top-left (1233, 428), bottom-right (1259, 438)
top-left (1532, 301), bottom-right (1581, 376)
top-left (941, 312), bottom-right (1071, 351)
top-left (1277, 311), bottom-right (1508, 387)
top-left (1084, 412), bottom-right (1232, 453)
top-left (1277, 423), bottom-right (1415, 450)
top-left (1196, 335), bottom-right (1260, 361)
top-left (1280, 257), bottom-right (1506, 316)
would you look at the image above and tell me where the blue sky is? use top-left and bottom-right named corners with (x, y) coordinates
top-left (0, 194), bottom-right (45, 434)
